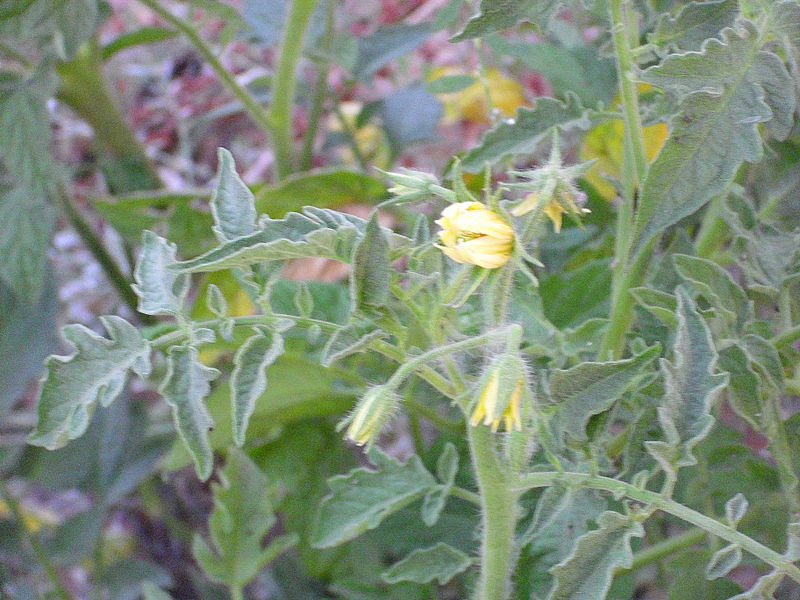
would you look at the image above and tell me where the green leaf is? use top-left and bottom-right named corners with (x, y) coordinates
top-left (141, 581), bottom-right (176, 600)
top-left (0, 277), bottom-right (58, 416)
top-left (173, 207), bottom-right (412, 273)
top-left (254, 170), bottom-right (387, 217)
top-left (381, 543), bottom-right (473, 585)
top-left (133, 231), bottom-right (189, 316)
top-left (101, 27), bottom-right (179, 60)
top-left (718, 345), bottom-right (762, 431)
top-left (633, 22), bottom-right (796, 257)
top-left (321, 320), bottom-right (385, 367)
top-left (665, 549), bottom-right (742, 600)
top-left (648, 0), bottom-right (739, 53)
top-left (354, 24), bottom-right (432, 79)
top-left (548, 344), bottom-right (660, 441)
top-left (425, 74), bottom-right (476, 94)
top-left (380, 84), bottom-right (443, 150)
top-left (28, 316), bottom-right (151, 450)
top-left (210, 148), bottom-right (258, 243)
top-left (451, 0), bottom-right (564, 41)
top-left (205, 283), bottom-right (227, 318)
top-left (630, 287), bottom-right (678, 328)
top-left (422, 443), bottom-right (459, 527)
top-left (548, 511), bottom-right (644, 600)
top-left (772, 0), bottom-right (800, 52)
top-left (312, 447), bottom-right (436, 548)
top-left (460, 93), bottom-right (592, 172)
top-left (653, 289), bottom-right (728, 466)
top-left (230, 330), bottom-right (284, 447)
top-left (705, 544), bottom-right (742, 579)
top-left (485, 35), bottom-right (615, 107)
top-left (729, 569), bottom-right (783, 600)
top-left (540, 259), bottom-right (613, 328)
top-left (192, 448), bottom-right (296, 591)
top-left (351, 212), bottom-right (391, 309)
top-left (159, 346), bottom-right (220, 480)
top-left (725, 493), bottom-right (749, 527)
top-left (0, 0), bottom-right (99, 59)
top-left (673, 254), bottom-right (753, 333)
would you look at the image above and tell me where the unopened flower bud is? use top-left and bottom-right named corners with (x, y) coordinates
top-left (339, 386), bottom-right (399, 446)
top-left (470, 354), bottom-right (527, 432)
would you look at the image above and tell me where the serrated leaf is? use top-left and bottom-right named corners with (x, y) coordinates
top-left (656, 288), bottom-right (728, 466)
top-left (674, 254), bottom-right (753, 333)
top-left (633, 22), bottom-right (796, 257)
top-left (293, 281), bottom-right (313, 317)
top-left (460, 94), bottom-right (592, 171)
top-left (351, 212), bottom-right (391, 309)
top-left (548, 511), bottom-right (644, 600)
top-left (230, 330), bottom-right (284, 447)
top-left (312, 447), bottom-right (436, 548)
top-left (173, 207), bottom-right (411, 273)
top-left (381, 543), bottom-right (472, 585)
top-left (192, 449), bottom-right (296, 590)
top-left (451, 0), bottom-right (564, 41)
top-left (773, 1), bottom-right (800, 52)
top-left (205, 284), bottom-right (227, 318)
top-left (28, 316), bottom-right (150, 450)
top-left (133, 231), bottom-right (188, 316)
top-left (706, 544), bottom-right (742, 579)
top-left (648, 0), bottom-right (738, 53)
top-left (548, 344), bottom-right (660, 441)
top-left (321, 320), bottom-right (384, 367)
top-left (159, 346), bottom-right (219, 480)
top-left (725, 493), bottom-right (749, 527)
top-left (354, 24), bottom-right (431, 79)
top-left (630, 287), bottom-right (678, 328)
top-left (718, 345), bottom-right (762, 431)
top-left (210, 148), bottom-right (258, 243)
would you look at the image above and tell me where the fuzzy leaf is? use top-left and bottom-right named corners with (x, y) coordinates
top-left (321, 320), bottom-right (385, 367)
top-left (718, 345), bottom-right (762, 431)
top-left (630, 287), bottom-right (678, 328)
top-left (548, 344), bottom-right (660, 441)
top-left (159, 346), bottom-right (220, 480)
top-left (230, 330), bottom-right (284, 447)
top-left (354, 24), bottom-right (431, 79)
top-left (312, 447), bottom-right (436, 548)
top-left (205, 284), bottom-right (227, 318)
top-left (460, 94), bottom-right (592, 171)
top-left (351, 212), bottom-right (391, 308)
top-left (192, 449), bottom-right (296, 589)
top-left (174, 207), bottom-right (411, 273)
top-left (725, 493), bottom-right (749, 527)
top-left (133, 231), bottom-right (188, 316)
top-left (381, 543), bottom-right (473, 585)
top-left (548, 511), bottom-right (644, 600)
top-left (633, 22), bottom-right (795, 257)
top-left (729, 570), bottom-right (784, 600)
top-left (210, 148), bottom-right (258, 243)
top-left (673, 254), bottom-right (753, 333)
top-left (451, 0), bottom-right (564, 41)
top-left (655, 289), bottom-right (728, 466)
top-left (422, 443), bottom-right (459, 527)
top-left (705, 544), bottom-right (742, 579)
top-left (648, 0), bottom-right (738, 53)
top-left (28, 316), bottom-right (151, 450)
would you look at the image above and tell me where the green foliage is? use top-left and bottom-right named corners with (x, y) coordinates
top-left (381, 543), bottom-right (473, 585)
top-left (451, 0), bottom-right (565, 40)
top-left (648, 0), bottom-right (739, 53)
top-left (193, 448), bottom-right (297, 593)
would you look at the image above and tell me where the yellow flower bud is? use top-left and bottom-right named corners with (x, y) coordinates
top-left (435, 202), bottom-right (514, 269)
top-left (341, 386), bottom-right (399, 446)
top-left (469, 355), bottom-right (526, 432)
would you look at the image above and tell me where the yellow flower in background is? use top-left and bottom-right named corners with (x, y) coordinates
top-left (469, 371), bottom-right (523, 432)
top-left (436, 202), bottom-right (514, 269)
top-left (430, 67), bottom-right (528, 124)
top-left (327, 101), bottom-right (391, 168)
top-left (580, 85), bottom-right (668, 200)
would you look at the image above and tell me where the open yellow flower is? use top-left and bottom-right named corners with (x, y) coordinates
top-left (469, 371), bottom-right (523, 432)
top-left (436, 202), bottom-right (514, 269)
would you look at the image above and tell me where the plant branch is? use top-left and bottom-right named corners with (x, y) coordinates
top-left (517, 471), bottom-right (800, 583)
top-left (617, 527), bottom-right (705, 574)
top-left (267, 0), bottom-right (318, 179)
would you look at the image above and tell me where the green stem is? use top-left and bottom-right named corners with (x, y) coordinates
top-left (55, 183), bottom-right (155, 323)
top-left (299, 0), bottom-right (334, 171)
top-left (333, 104), bottom-right (370, 173)
top-left (231, 586), bottom-right (244, 600)
top-left (469, 425), bottom-right (519, 600)
top-left (136, 0), bottom-right (274, 138)
top-left (617, 527), bottom-right (705, 574)
top-left (763, 395), bottom-right (800, 518)
top-left (600, 0), bottom-right (651, 359)
top-left (0, 482), bottom-right (75, 600)
top-left (268, 0), bottom-right (318, 180)
top-left (695, 194), bottom-right (727, 258)
top-left (450, 486), bottom-right (482, 506)
top-left (56, 42), bottom-right (161, 191)
top-left (517, 471), bottom-right (800, 583)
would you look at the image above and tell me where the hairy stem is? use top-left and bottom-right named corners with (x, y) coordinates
top-left (268, 0), bottom-right (318, 179)
top-left (517, 471), bottom-right (800, 583)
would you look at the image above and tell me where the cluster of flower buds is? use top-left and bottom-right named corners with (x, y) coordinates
top-left (379, 167), bottom-right (457, 204)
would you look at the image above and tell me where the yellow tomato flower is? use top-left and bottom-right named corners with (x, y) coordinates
top-left (429, 67), bottom-right (528, 124)
top-left (436, 202), bottom-right (514, 269)
top-left (512, 191), bottom-right (590, 233)
top-left (469, 371), bottom-right (523, 432)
